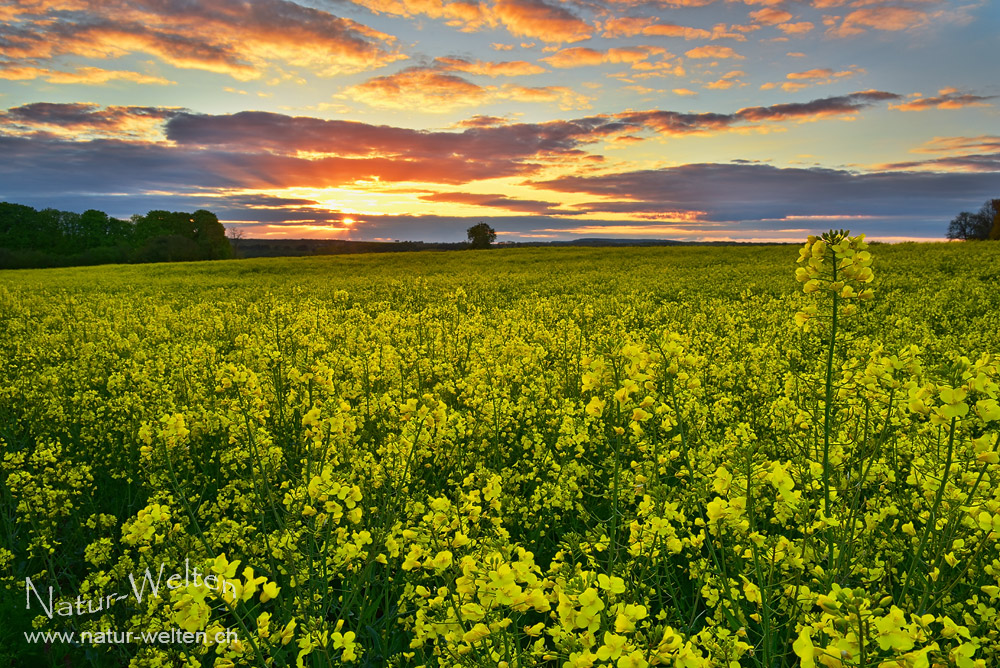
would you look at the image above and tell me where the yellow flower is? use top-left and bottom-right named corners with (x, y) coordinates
top-left (793, 628), bottom-right (815, 668)
top-left (617, 650), bottom-right (648, 668)
top-left (597, 574), bottom-right (626, 594)
top-left (260, 581), bottom-right (280, 603)
top-left (586, 396), bottom-right (606, 417)
top-left (596, 632), bottom-right (627, 661)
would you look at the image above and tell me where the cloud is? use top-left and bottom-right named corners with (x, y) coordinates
top-left (911, 136), bottom-right (1000, 154)
top-left (0, 93), bottom-right (937, 237)
top-left (343, 68), bottom-right (487, 111)
top-left (0, 63), bottom-right (174, 85)
top-left (0, 102), bottom-right (179, 139)
top-left (529, 162), bottom-right (1000, 232)
top-left (435, 56), bottom-right (546, 76)
top-left (0, 0), bottom-right (404, 80)
top-left (703, 70), bottom-right (746, 90)
top-left (163, 109), bottom-right (628, 160)
top-left (617, 90), bottom-right (899, 134)
top-left (776, 21), bottom-right (814, 34)
top-left (874, 153), bottom-right (1000, 173)
top-left (600, 0), bottom-right (718, 7)
top-left (452, 114), bottom-right (513, 127)
top-left (502, 85), bottom-right (594, 110)
top-left (346, 0), bottom-right (491, 30)
top-left (0, 103), bottom-right (639, 206)
top-left (684, 45), bottom-right (744, 59)
top-left (493, 0), bottom-right (592, 43)
top-left (418, 191), bottom-right (573, 214)
top-left (342, 66), bottom-right (591, 111)
top-left (890, 88), bottom-right (995, 111)
top-left (872, 134), bottom-right (1000, 172)
top-left (540, 46), bottom-right (669, 69)
top-left (828, 6), bottom-right (929, 37)
top-left (787, 68), bottom-right (835, 80)
top-left (760, 67), bottom-right (863, 92)
top-left (750, 8), bottom-right (794, 24)
top-left (601, 17), bottom-right (712, 40)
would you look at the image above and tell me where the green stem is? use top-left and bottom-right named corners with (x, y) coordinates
top-left (822, 257), bottom-right (839, 570)
top-left (899, 417), bottom-right (956, 608)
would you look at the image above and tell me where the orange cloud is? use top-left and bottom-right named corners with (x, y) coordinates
top-left (911, 136), bottom-right (1000, 154)
top-left (602, 17), bottom-right (712, 40)
top-left (493, 0), bottom-right (592, 43)
top-left (704, 70), bottom-right (746, 90)
top-left (343, 67), bottom-right (591, 111)
top-left (760, 66), bottom-right (862, 92)
top-left (0, 64), bottom-right (174, 84)
top-left (418, 192), bottom-right (570, 214)
top-left (602, 17), bottom-right (751, 41)
top-left (750, 8), bottom-right (794, 24)
top-left (614, 90), bottom-right (900, 138)
top-left (344, 68), bottom-right (489, 111)
top-left (0, 102), bottom-right (178, 140)
top-left (435, 56), bottom-right (546, 76)
top-left (777, 22), bottom-right (814, 34)
top-left (787, 68), bottom-right (835, 80)
top-left (502, 85), bottom-right (593, 110)
top-left (452, 115), bottom-right (512, 128)
top-left (685, 45), bottom-right (744, 59)
top-left (0, 0), bottom-right (405, 80)
top-left (890, 89), bottom-right (995, 111)
top-left (541, 46), bottom-right (669, 69)
top-left (347, 0), bottom-right (491, 30)
top-left (829, 6), bottom-right (929, 36)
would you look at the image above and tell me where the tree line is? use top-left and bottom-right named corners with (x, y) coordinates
top-left (0, 202), bottom-right (232, 269)
top-left (947, 199), bottom-right (1000, 241)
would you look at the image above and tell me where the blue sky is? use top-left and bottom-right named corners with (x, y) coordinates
top-left (1, 0), bottom-right (997, 242)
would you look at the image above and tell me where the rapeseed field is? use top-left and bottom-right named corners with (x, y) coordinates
top-left (1, 235), bottom-right (999, 668)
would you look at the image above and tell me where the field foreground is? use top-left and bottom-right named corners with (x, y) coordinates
top-left (2, 240), bottom-right (1000, 668)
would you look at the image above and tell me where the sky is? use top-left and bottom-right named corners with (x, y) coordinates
top-left (1, 0), bottom-right (997, 243)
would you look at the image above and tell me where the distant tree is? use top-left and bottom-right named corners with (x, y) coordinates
top-left (226, 226), bottom-right (245, 257)
top-left (0, 202), bottom-right (42, 250)
top-left (79, 209), bottom-right (110, 249)
top-left (947, 212), bottom-right (985, 240)
top-left (988, 199), bottom-right (1000, 240)
top-left (192, 209), bottom-right (232, 259)
top-left (466, 222), bottom-right (496, 249)
top-left (0, 201), bottom-right (234, 268)
top-left (947, 199), bottom-right (999, 241)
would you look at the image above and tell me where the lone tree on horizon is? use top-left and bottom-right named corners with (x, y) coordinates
top-left (467, 222), bottom-right (496, 249)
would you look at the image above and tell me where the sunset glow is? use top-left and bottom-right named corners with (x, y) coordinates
top-left (1, 0), bottom-right (996, 241)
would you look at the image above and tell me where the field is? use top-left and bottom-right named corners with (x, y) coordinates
top-left (2, 238), bottom-right (1000, 668)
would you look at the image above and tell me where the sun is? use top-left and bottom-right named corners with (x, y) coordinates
top-left (342, 217), bottom-right (355, 226)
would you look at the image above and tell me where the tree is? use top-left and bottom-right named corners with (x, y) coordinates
top-left (947, 198), bottom-right (999, 241)
top-left (987, 199), bottom-right (1000, 240)
top-left (192, 209), bottom-right (233, 259)
top-left (947, 211), bottom-right (985, 240)
top-left (227, 226), bottom-right (244, 254)
top-left (79, 209), bottom-right (110, 249)
top-left (466, 222), bottom-right (496, 249)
